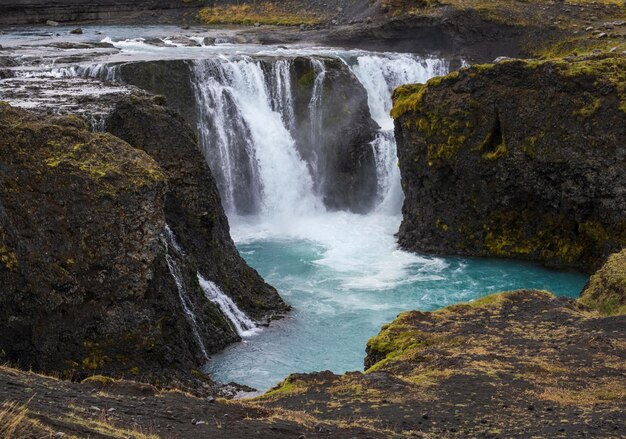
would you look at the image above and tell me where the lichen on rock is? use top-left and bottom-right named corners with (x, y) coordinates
top-left (393, 54), bottom-right (626, 272)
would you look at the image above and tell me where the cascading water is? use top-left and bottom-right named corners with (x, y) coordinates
top-left (3, 32), bottom-right (587, 391)
top-left (198, 274), bottom-right (259, 337)
top-left (191, 57), bottom-right (319, 217)
top-left (163, 225), bottom-right (259, 353)
top-left (162, 225), bottom-right (209, 361)
top-left (199, 50), bottom-right (585, 390)
top-left (349, 55), bottom-right (449, 212)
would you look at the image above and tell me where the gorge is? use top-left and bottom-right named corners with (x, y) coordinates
top-left (0, 2), bottom-right (625, 437)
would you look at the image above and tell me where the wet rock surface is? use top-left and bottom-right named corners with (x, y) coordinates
top-left (393, 54), bottom-right (626, 273)
top-left (290, 56), bottom-right (378, 212)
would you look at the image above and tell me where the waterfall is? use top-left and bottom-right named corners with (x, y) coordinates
top-left (269, 60), bottom-right (296, 131)
top-left (163, 225), bottom-right (259, 343)
top-left (197, 274), bottom-right (259, 337)
top-left (307, 59), bottom-right (326, 181)
top-left (162, 225), bottom-right (209, 361)
top-left (191, 57), bottom-right (319, 217)
top-left (15, 64), bottom-right (120, 82)
top-left (349, 55), bottom-right (450, 213)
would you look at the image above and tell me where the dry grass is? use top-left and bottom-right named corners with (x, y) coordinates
top-left (536, 381), bottom-right (626, 406)
top-left (60, 411), bottom-right (160, 439)
top-left (198, 2), bottom-right (325, 26)
top-left (0, 400), bottom-right (48, 439)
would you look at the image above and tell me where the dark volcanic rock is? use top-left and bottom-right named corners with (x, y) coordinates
top-left (105, 94), bottom-right (288, 320)
top-left (0, 101), bottom-right (286, 390)
top-left (393, 54), bottom-right (626, 272)
top-left (0, 0), bottom-right (201, 25)
top-left (291, 56), bottom-right (378, 213)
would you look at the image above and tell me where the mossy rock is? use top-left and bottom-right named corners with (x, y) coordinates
top-left (579, 249), bottom-right (626, 316)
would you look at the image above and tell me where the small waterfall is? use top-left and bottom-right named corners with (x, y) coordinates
top-left (191, 57), bottom-right (319, 217)
top-left (269, 60), bottom-right (296, 131)
top-left (307, 59), bottom-right (326, 181)
top-left (349, 55), bottom-right (450, 213)
top-left (197, 274), bottom-right (259, 337)
top-left (162, 225), bottom-right (209, 361)
top-left (16, 64), bottom-right (120, 82)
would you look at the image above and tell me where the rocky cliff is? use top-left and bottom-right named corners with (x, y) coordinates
top-left (393, 54), bottom-right (626, 273)
top-left (0, 99), bottom-right (287, 390)
top-left (105, 94), bottom-right (288, 320)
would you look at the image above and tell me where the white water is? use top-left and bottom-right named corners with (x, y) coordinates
top-left (198, 274), bottom-right (260, 337)
top-left (164, 225), bottom-right (259, 351)
top-left (191, 57), bottom-right (320, 217)
top-left (350, 55), bottom-right (449, 211)
top-left (162, 226), bottom-right (209, 361)
top-left (188, 52), bottom-right (452, 291)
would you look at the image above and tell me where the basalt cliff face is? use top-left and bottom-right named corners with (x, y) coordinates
top-left (393, 54), bottom-right (626, 273)
top-left (0, 99), bottom-right (287, 389)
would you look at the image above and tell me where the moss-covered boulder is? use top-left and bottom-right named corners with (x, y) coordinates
top-left (393, 54), bottom-right (626, 272)
top-left (580, 248), bottom-right (626, 316)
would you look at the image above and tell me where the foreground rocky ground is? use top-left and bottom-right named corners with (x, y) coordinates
top-left (2, 274), bottom-right (625, 437)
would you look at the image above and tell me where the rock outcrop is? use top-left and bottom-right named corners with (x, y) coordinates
top-left (290, 56), bottom-right (378, 212)
top-left (393, 54), bottom-right (626, 272)
top-left (105, 94), bottom-right (288, 320)
top-left (0, 100), bottom-right (287, 389)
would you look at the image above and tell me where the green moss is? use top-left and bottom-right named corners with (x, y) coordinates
top-left (365, 312), bottom-right (462, 372)
top-left (556, 56), bottom-right (626, 114)
top-left (82, 341), bottom-right (109, 371)
top-left (479, 210), bottom-right (609, 268)
top-left (579, 249), bottom-right (626, 316)
top-left (573, 98), bottom-right (602, 118)
top-left (0, 245), bottom-right (18, 271)
top-left (260, 375), bottom-right (310, 398)
top-left (390, 83), bottom-right (426, 119)
top-left (297, 69), bottom-right (315, 88)
top-left (482, 142), bottom-right (507, 160)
